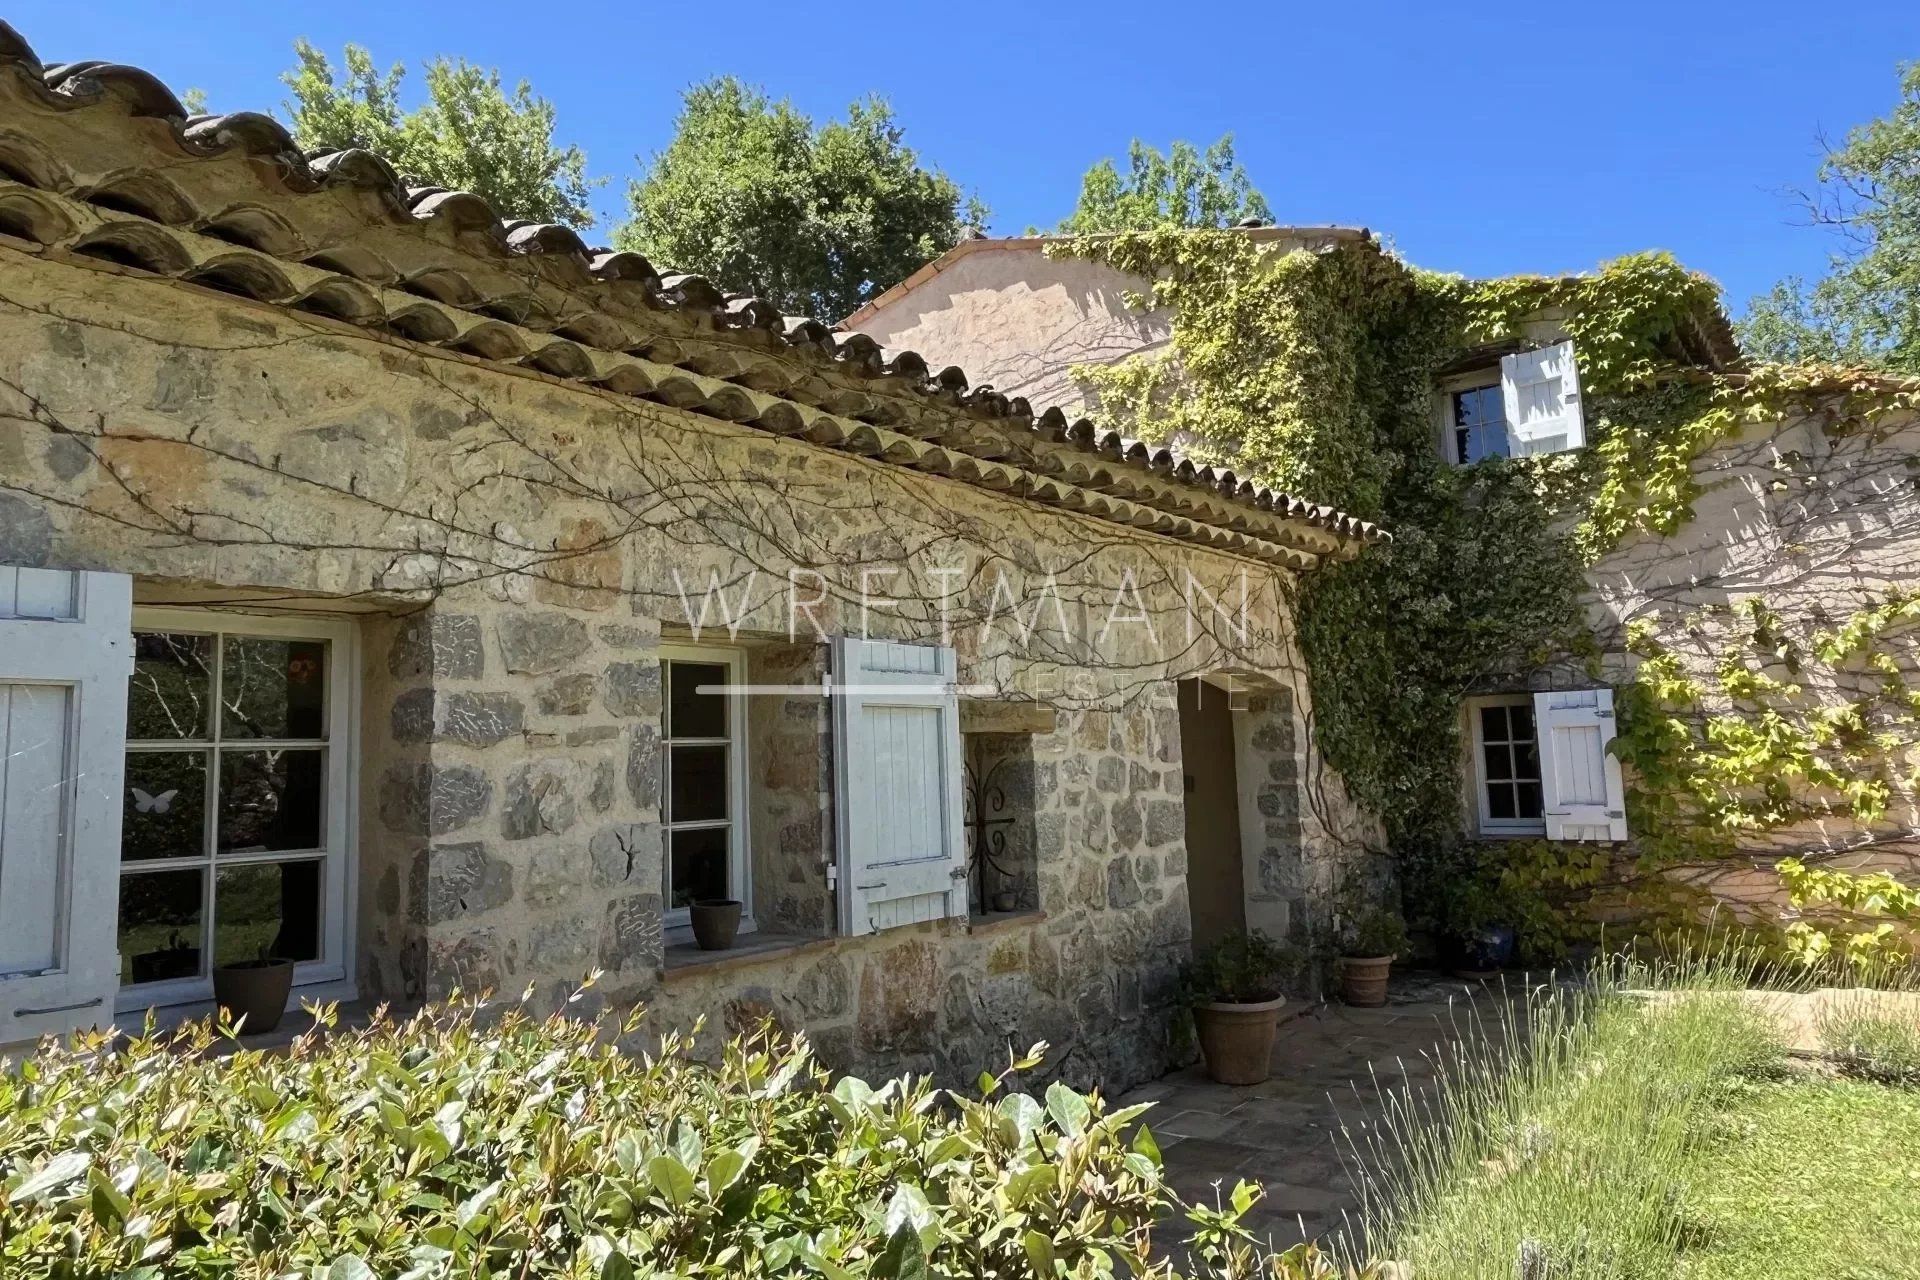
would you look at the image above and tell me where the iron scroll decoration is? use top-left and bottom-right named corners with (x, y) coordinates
top-left (962, 753), bottom-right (1017, 913)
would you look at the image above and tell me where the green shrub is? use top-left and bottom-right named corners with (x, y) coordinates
top-left (0, 989), bottom-right (1387, 1279)
top-left (1182, 931), bottom-right (1295, 1003)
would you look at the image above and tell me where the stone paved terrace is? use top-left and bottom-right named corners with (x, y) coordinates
top-left (1115, 973), bottom-right (1520, 1253)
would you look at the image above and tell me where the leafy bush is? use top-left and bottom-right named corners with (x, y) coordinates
top-left (1183, 931), bottom-right (1294, 1004)
top-left (1337, 907), bottom-right (1407, 960)
top-left (1817, 993), bottom-right (1920, 1085)
top-left (0, 989), bottom-right (1387, 1278)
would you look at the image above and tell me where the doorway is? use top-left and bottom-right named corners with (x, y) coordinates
top-left (1177, 678), bottom-right (1245, 952)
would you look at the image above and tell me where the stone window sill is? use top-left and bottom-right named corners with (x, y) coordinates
top-left (966, 909), bottom-right (1048, 937)
top-left (661, 931), bottom-right (834, 982)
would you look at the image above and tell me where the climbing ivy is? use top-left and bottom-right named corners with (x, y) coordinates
top-left (1056, 230), bottom-right (1920, 958)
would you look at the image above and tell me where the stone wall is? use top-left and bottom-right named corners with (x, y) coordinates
top-left (0, 246), bottom-right (1364, 1090)
top-left (1577, 404), bottom-right (1920, 924)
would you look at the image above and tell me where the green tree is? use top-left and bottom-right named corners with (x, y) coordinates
top-left (616, 77), bottom-right (986, 319)
top-left (281, 40), bottom-right (598, 230)
top-left (1057, 135), bottom-right (1271, 234)
top-left (1741, 62), bottom-right (1920, 371)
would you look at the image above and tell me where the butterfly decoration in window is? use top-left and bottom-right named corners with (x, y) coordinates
top-left (131, 787), bottom-right (179, 815)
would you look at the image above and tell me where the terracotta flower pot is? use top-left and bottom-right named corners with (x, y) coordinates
top-left (690, 899), bottom-right (743, 951)
top-left (1338, 954), bottom-right (1394, 1007)
top-left (212, 958), bottom-right (295, 1034)
top-left (1192, 996), bottom-right (1285, 1085)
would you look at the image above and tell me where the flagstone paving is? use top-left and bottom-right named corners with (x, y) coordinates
top-left (1115, 972), bottom-right (1524, 1254)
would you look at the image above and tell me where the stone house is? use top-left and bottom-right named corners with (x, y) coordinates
top-left (0, 29), bottom-right (1386, 1088)
top-left (849, 229), bottom-right (1920, 932)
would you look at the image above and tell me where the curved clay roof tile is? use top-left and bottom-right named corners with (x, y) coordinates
top-left (410, 188), bottom-right (500, 232)
top-left (181, 112), bottom-right (303, 163)
top-left (0, 20), bottom-right (43, 72)
top-left (307, 148), bottom-right (404, 191)
top-left (885, 349), bottom-right (931, 381)
top-left (722, 293), bottom-right (783, 330)
top-left (657, 272), bottom-right (725, 311)
top-left (589, 249), bottom-right (659, 284)
top-left (43, 61), bottom-right (186, 118)
top-left (503, 221), bottom-right (590, 257)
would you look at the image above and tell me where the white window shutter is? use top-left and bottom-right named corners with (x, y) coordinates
top-left (0, 568), bottom-right (132, 1047)
top-left (832, 637), bottom-right (968, 935)
top-left (1533, 688), bottom-right (1628, 843)
top-left (1500, 340), bottom-right (1585, 456)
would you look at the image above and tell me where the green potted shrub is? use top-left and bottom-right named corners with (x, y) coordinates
top-left (1185, 930), bottom-right (1292, 1085)
top-left (1437, 874), bottom-right (1515, 978)
top-left (1337, 904), bottom-right (1408, 1007)
top-left (212, 943), bottom-right (295, 1035)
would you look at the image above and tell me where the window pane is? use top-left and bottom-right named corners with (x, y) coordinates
top-left (219, 749), bottom-right (325, 853)
top-left (221, 637), bottom-right (328, 740)
top-left (669, 826), bottom-right (729, 907)
top-left (1516, 782), bottom-right (1544, 820)
top-left (1509, 704), bottom-right (1535, 742)
top-left (668, 744), bottom-right (728, 824)
top-left (215, 860), bottom-right (322, 966)
top-left (120, 868), bottom-right (204, 984)
top-left (1483, 743), bottom-right (1512, 782)
top-left (1479, 705), bottom-right (1508, 742)
top-left (1487, 784), bottom-right (1516, 820)
top-left (667, 662), bottom-right (728, 739)
top-left (121, 752), bottom-right (208, 862)
top-left (1513, 741), bottom-right (1542, 784)
top-left (128, 632), bottom-right (213, 741)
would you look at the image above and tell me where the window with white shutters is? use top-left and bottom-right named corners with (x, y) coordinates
top-left (0, 568), bottom-right (132, 1046)
top-left (1465, 690), bottom-right (1627, 843)
top-left (832, 638), bottom-right (967, 935)
top-left (1499, 340), bottom-right (1586, 456)
top-left (1532, 688), bottom-right (1629, 842)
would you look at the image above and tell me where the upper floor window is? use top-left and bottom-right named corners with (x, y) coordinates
top-left (1440, 340), bottom-right (1586, 465)
top-left (1452, 383), bottom-right (1510, 464)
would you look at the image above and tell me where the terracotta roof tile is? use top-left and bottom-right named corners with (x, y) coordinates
top-left (0, 21), bottom-right (1388, 564)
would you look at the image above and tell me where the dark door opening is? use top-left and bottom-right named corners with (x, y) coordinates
top-left (1178, 678), bottom-right (1245, 952)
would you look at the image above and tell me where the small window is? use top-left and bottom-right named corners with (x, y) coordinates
top-left (660, 645), bottom-right (749, 925)
top-left (1451, 383), bottom-right (1511, 465)
top-left (118, 612), bottom-right (354, 1008)
top-left (1469, 697), bottom-right (1545, 835)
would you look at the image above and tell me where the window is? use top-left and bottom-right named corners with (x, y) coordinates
top-left (660, 644), bottom-right (749, 926)
top-left (1451, 383), bottom-right (1511, 465)
top-left (1438, 340), bottom-right (1586, 464)
top-left (1469, 697), bottom-right (1544, 834)
top-left (1467, 690), bottom-right (1629, 842)
top-left (117, 611), bottom-right (354, 1008)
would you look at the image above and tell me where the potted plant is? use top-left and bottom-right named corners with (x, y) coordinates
top-left (689, 898), bottom-right (743, 951)
top-left (1336, 904), bottom-right (1408, 1007)
top-left (212, 945), bottom-right (295, 1035)
top-left (1184, 930), bottom-right (1292, 1085)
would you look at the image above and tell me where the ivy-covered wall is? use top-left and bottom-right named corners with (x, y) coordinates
top-left (1057, 230), bottom-right (1920, 964)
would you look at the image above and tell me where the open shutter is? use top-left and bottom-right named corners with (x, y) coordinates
top-left (832, 638), bottom-right (967, 936)
top-left (1500, 340), bottom-right (1585, 456)
top-left (0, 568), bottom-right (131, 1047)
top-left (1533, 688), bottom-right (1628, 843)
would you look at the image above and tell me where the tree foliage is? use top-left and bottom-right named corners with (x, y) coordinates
top-left (1741, 61), bottom-right (1920, 371)
top-left (281, 40), bottom-right (598, 230)
top-left (617, 77), bottom-right (986, 320)
top-left (1057, 136), bottom-right (1271, 234)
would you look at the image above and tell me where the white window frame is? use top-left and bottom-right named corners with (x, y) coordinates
top-left (659, 643), bottom-right (752, 937)
top-left (117, 607), bottom-right (359, 1015)
top-left (1434, 369), bottom-right (1509, 466)
top-left (1465, 694), bottom-right (1547, 837)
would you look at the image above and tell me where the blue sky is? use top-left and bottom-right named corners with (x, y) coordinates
top-left (15, 2), bottom-right (1918, 315)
